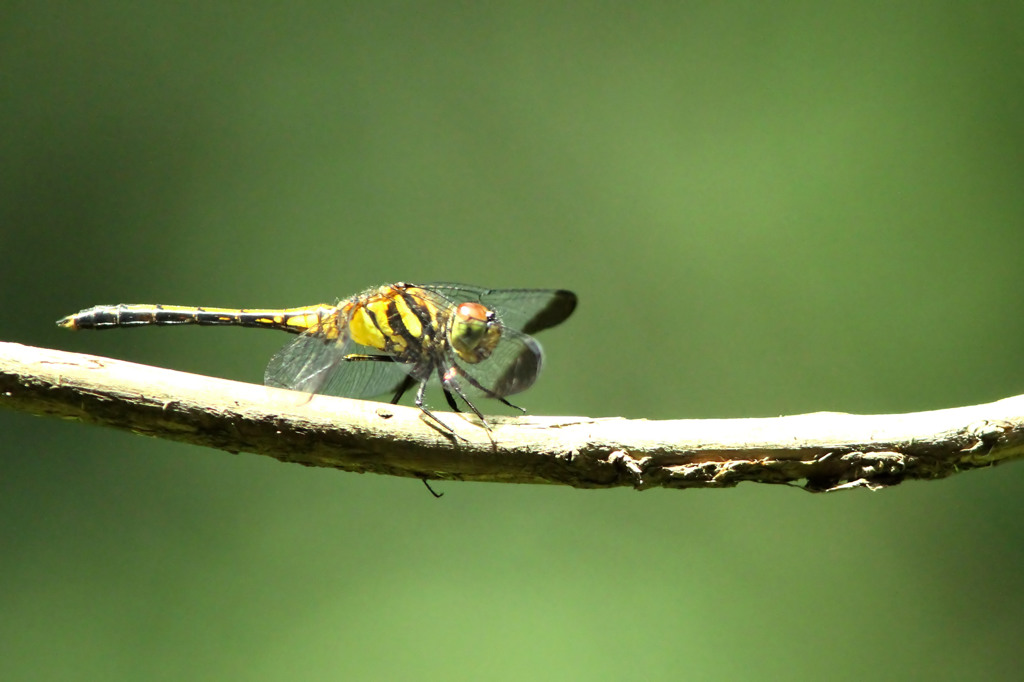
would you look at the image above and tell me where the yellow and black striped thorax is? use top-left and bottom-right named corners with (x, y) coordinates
top-left (342, 283), bottom-right (451, 361)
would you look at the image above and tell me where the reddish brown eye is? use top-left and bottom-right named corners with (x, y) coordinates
top-left (450, 301), bottom-right (499, 363)
top-left (457, 302), bottom-right (488, 323)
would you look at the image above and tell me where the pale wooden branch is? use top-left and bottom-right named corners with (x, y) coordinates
top-left (2, 340), bottom-right (1023, 491)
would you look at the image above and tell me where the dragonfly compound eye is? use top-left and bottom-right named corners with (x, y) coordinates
top-left (450, 302), bottom-right (501, 364)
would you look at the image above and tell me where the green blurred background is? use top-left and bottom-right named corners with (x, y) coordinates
top-left (3, 2), bottom-right (1024, 680)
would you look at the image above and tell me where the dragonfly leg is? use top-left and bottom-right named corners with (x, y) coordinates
top-left (390, 374), bottom-right (417, 405)
top-left (414, 378), bottom-right (465, 441)
top-left (497, 396), bottom-right (526, 413)
top-left (439, 367), bottom-right (493, 434)
top-left (452, 366), bottom-right (527, 413)
top-left (442, 386), bottom-right (460, 412)
top-left (421, 478), bottom-right (444, 498)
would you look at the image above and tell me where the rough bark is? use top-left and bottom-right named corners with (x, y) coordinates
top-left (2, 341), bottom-right (1022, 491)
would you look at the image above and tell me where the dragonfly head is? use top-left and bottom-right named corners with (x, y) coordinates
top-left (449, 302), bottom-right (501, 364)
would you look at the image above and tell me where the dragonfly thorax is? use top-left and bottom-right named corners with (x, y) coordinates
top-left (449, 301), bottom-right (501, 364)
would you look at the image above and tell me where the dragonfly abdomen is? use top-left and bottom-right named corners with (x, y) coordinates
top-left (57, 304), bottom-right (337, 335)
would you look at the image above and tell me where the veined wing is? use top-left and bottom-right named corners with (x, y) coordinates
top-left (264, 329), bottom-right (408, 400)
top-left (422, 284), bottom-right (577, 335)
top-left (446, 327), bottom-right (544, 399)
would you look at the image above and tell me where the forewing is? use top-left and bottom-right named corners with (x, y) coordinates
top-left (450, 329), bottom-right (543, 398)
top-left (423, 284), bottom-right (577, 335)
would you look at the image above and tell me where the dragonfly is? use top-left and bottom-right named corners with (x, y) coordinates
top-left (57, 282), bottom-right (578, 438)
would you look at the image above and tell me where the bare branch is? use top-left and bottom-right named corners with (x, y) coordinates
top-left (3, 341), bottom-right (1023, 491)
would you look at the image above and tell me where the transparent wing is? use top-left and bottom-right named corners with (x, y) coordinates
top-left (422, 284), bottom-right (577, 335)
top-left (318, 351), bottom-right (410, 400)
top-left (264, 330), bottom-right (410, 400)
top-left (446, 328), bottom-right (544, 399)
